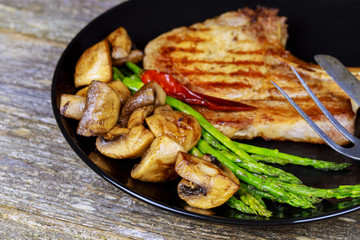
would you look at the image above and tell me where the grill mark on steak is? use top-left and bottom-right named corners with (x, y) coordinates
top-left (191, 81), bottom-right (253, 90)
top-left (166, 35), bottom-right (206, 43)
top-left (176, 69), bottom-right (265, 78)
top-left (160, 46), bottom-right (205, 53)
top-left (157, 57), bottom-right (265, 66)
top-left (228, 49), bottom-right (266, 55)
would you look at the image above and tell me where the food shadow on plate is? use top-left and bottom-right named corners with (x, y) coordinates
top-left (87, 150), bottom-right (180, 203)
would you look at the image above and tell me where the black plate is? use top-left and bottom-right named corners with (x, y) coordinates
top-left (51, 0), bottom-right (360, 225)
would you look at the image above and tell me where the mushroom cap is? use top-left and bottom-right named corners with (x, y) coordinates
top-left (131, 135), bottom-right (184, 182)
top-left (95, 125), bottom-right (154, 159)
top-left (106, 27), bottom-right (132, 59)
top-left (112, 49), bottom-right (144, 66)
top-left (175, 152), bottom-right (240, 209)
top-left (119, 82), bottom-right (166, 127)
top-left (107, 80), bottom-right (131, 106)
top-left (60, 94), bottom-right (85, 120)
top-left (146, 110), bottom-right (201, 151)
top-left (75, 81), bottom-right (131, 106)
top-left (74, 39), bottom-right (112, 88)
top-left (153, 104), bottom-right (172, 115)
top-left (77, 81), bottom-right (120, 136)
top-left (75, 87), bottom-right (88, 97)
top-left (127, 105), bottom-right (154, 129)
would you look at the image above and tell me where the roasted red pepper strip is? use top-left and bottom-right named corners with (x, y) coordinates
top-left (141, 70), bottom-right (255, 111)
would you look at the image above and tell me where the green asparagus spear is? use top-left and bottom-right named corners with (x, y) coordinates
top-left (250, 155), bottom-right (292, 165)
top-left (201, 129), bottom-right (228, 151)
top-left (257, 174), bottom-right (360, 199)
top-left (202, 129), bottom-right (301, 183)
top-left (227, 196), bottom-right (257, 215)
top-left (239, 183), bottom-right (267, 208)
top-left (126, 61), bottom-right (142, 75)
top-left (235, 142), bottom-right (350, 171)
top-left (113, 66), bottom-right (125, 80)
top-left (196, 139), bottom-right (314, 209)
top-left (122, 77), bottom-right (144, 91)
top-left (236, 187), bottom-right (272, 217)
top-left (202, 129), bottom-right (349, 171)
top-left (221, 150), bottom-right (302, 184)
top-left (189, 147), bottom-right (203, 157)
top-left (241, 182), bottom-right (278, 202)
top-left (244, 180), bottom-right (324, 207)
top-left (129, 74), bottom-right (142, 82)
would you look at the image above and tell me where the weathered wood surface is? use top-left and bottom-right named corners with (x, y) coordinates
top-left (0, 0), bottom-right (359, 239)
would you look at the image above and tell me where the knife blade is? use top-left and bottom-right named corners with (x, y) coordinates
top-left (314, 54), bottom-right (360, 106)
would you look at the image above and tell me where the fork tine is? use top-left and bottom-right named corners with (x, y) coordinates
top-left (290, 66), bottom-right (358, 143)
top-left (271, 80), bottom-right (341, 149)
top-left (273, 79), bottom-right (360, 159)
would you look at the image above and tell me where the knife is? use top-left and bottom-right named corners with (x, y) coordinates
top-left (314, 54), bottom-right (360, 106)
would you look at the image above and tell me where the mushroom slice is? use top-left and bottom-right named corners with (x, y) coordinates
top-left (131, 135), bottom-right (184, 182)
top-left (74, 39), bottom-right (112, 88)
top-left (77, 81), bottom-right (120, 136)
top-left (153, 104), bottom-right (172, 115)
top-left (127, 49), bottom-right (144, 63)
top-left (96, 125), bottom-right (154, 159)
top-left (175, 152), bottom-right (240, 209)
top-left (112, 49), bottom-right (144, 65)
top-left (101, 125), bottom-right (128, 141)
top-left (59, 94), bottom-right (86, 120)
top-left (106, 27), bottom-right (132, 59)
top-left (75, 87), bottom-right (88, 97)
top-left (107, 80), bottom-right (131, 105)
top-left (119, 81), bottom-right (166, 127)
top-left (127, 105), bottom-right (154, 129)
top-left (75, 81), bottom-right (130, 105)
top-left (145, 111), bottom-right (201, 151)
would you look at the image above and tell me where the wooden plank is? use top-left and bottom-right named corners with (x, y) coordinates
top-left (0, 0), bottom-right (119, 43)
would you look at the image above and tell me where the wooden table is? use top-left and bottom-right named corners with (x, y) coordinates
top-left (1, 0), bottom-right (359, 239)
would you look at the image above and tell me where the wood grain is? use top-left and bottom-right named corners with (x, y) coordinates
top-left (0, 0), bottom-right (359, 239)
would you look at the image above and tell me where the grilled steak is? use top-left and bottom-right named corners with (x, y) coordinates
top-left (143, 7), bottom-right (360, 144)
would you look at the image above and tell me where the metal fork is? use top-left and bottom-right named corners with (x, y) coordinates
top-left (271, 56), bottom-right (360, 160)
